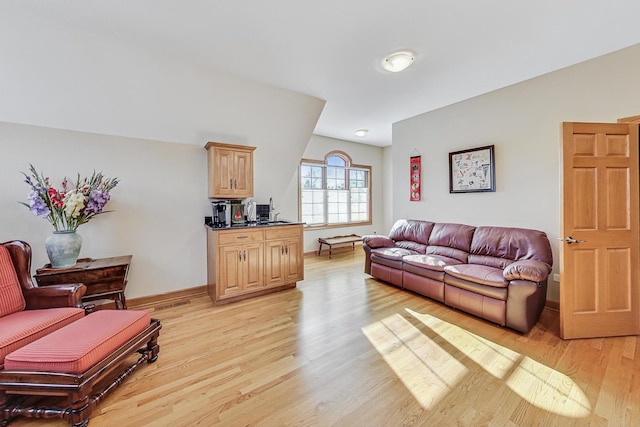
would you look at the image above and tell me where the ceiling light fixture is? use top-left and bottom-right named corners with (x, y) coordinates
top-left (382, 51), bottom-right (415, 73)
top-left (354, 129), bottom-right (368, 137)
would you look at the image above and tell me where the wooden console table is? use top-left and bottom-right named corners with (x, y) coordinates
top-left (34, 255), bottom-right (132, 309)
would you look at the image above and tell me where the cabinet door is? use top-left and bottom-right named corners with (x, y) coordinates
top-left (243, 243), bottom-right (265, 291)
top-left (233, 150), bottom-right (253, 198)
top-left (283, 238), bottom-right (303, 282)
top-left (211, 148), bottom-right (235, 197)
top-left (265, 240), bottom-right (285, 286)
top-left (218, 245), bottom-right (244, 298)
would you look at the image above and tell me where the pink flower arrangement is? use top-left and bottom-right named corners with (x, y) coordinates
top-left (20, 164), bottom-right (119, 231)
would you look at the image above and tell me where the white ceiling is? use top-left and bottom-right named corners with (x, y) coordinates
top-left (9, 1), bottom-right (640, 146)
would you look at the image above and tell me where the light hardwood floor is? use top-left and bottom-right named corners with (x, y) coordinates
top-left (12, 249), bottom-right (640, 426)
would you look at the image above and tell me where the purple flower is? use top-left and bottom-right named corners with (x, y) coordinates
top-left (28, 190), bottom-right (50, 217)
top-left (84, 190), bottom-right (111, 214)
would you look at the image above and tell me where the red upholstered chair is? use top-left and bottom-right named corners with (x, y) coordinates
top-left (0, 240), bottom-right (86, 370)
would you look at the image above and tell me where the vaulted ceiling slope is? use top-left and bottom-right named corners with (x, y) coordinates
top-left (4, 1), bottom-right (640, 146)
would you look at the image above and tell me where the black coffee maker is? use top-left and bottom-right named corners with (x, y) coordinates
top-left (212, 201), bottom-right (229, 228)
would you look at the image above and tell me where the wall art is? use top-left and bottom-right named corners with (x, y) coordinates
top-left (449, 145), bottom-right (495, 193)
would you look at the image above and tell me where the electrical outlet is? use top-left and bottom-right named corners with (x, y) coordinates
top-left (553, 273), bottom-right (560, 282)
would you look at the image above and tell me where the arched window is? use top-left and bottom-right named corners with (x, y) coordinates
top-left (300, 151), bottom-right (371, 227)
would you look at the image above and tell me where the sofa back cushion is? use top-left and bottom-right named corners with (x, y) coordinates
top-left (0, 246), bottom-right (26, 317)
top-left (388, 219), bottom-right (434, 246)
top-left (427, 223), bottom-right (476, 262)
top-left (469, 226), bottom-right (553, 268)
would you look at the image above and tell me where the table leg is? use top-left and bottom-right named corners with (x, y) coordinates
top-left (116, 292), bottom-right (128, 310)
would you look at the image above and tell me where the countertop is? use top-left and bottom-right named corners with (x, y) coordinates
top-left (204, 219), bottom-right (304, 231)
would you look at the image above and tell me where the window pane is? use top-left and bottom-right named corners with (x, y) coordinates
top-left (312, 190), bottom-right (324, 203)
top-left (300, 159), bottom-right (370, 226)
top-left (327, 156), bottom-right (346, 167)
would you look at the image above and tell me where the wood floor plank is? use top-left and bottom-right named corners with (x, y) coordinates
top-left (7, 249), bottom-right (640, 426)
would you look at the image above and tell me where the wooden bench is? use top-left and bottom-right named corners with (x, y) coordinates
top-left (0, 310), bottom-right (161, 427)
top-left (317, 234), bottom-right (362, 259)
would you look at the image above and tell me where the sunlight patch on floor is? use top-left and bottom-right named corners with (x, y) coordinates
top-left (361, 313), bottom-right (468, 409)
top-left (405, 308), bottom-right (520, 379)
top-left (405, 308), bottom-right (591, 418)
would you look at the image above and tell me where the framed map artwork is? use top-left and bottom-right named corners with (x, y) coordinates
top-left (449, 145), bottom-right (495, 193)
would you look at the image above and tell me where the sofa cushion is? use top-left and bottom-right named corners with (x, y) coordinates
top-left (470, 226), bottom-right (553, 266)
top-left (371, 247), bottom-right (417, 262)
top-left (403, 254), bottom-right (463, 272)
top-left (388, 219), bottom-right (434, 246)
top-left (427, 223), bottom-right (475, 262)
top-left (5, 310), bottom-right (150, 374)
top-left (0, 307), bottom-right (85, 366)
top-left (0, 246), bottom-right (26, 317)
top-left (467, 254), bottom-right (513, 270)
top-left (394, 241), bottom-right (427, 254)
top-left (444, 264), bottom-right (508, 288)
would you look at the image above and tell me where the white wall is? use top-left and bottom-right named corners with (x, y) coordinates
top-left (393, 43), bottom-right (640, 303)
top-left (0, 11), bottom-right (325, 299)
top-left (0, 123), bottom-right (207, 298)
top-left (382, 145), bottom-right (394, 232)
top-left (299, 135), bottom-right (385, 253)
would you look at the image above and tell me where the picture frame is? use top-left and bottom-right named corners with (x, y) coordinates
top-left (449, 145), bottom-right (495, 193)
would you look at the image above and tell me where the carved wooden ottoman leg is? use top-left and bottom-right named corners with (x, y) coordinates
top-left (0, 391), bottom-right (10, 427)
top-left (146, 335), bottom-right (160, 363)
top-left (68, 394), bottom-right (91, 427)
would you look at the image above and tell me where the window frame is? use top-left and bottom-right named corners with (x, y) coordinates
top-left (299, 150), bottom-right (372, 229)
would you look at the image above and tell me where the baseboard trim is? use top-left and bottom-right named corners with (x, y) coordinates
top-left (127, 285), bottom-right (208, 310)
top-left (545, 300), bottom-right (559, 311)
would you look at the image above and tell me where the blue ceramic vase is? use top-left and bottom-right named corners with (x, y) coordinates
top-left (45, 230), bottom-right (82, 268)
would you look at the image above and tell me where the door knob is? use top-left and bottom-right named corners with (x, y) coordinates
top-left (559, 236), bottom-right (586, 244)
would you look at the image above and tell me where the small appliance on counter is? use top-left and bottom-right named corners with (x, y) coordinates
top-left (230, 200), bottom-right (245, 226)
top-left (256, 204), bottom-right (270, 223)
top-left (245, 199), bottom-right (256, 223)
top-left (211, 201), bottom-right (230, 228)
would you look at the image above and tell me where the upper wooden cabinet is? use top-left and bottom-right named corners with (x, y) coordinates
top-left (205, 142), bottom-right (256, 198)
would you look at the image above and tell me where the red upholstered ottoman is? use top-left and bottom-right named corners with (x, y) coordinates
top-left (0, 310), bottom-right (161, 427)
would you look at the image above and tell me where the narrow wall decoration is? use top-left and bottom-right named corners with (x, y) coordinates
top-left (410, 155), bottom-right (421, 201)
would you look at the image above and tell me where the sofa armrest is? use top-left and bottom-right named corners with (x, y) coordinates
top-left (362, 235), bottom-right (394, 248)
top-left (503, 260), bottom-right (551, 282)
top-left (23, 283), bottom-right (87, 309)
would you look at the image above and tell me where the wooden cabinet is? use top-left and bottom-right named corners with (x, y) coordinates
top-left (207, 224), bottom-right (303, 305)
top-left (218, 243), bottom-right (264, 297)
top-left (265, 226), bottom-right (304, 286)
top-left (205, 142), bottom-right (256, 198)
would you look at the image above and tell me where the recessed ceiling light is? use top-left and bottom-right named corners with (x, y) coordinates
top-left (354, 129), bottom-right (368, 137)
top-left (382, 51), bottom-right (415, 72)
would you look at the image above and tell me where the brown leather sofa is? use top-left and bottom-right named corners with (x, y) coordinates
top-left (362, 219), bottom-right (553, 333)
